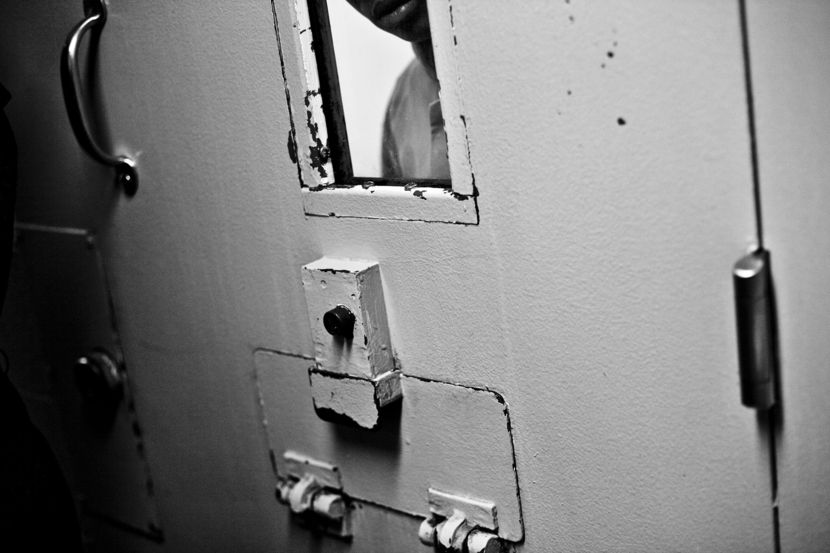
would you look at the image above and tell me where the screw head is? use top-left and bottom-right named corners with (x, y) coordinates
top-left (115, 159), bottom-right (138, 197)
top-left (323, 305), bottom-right (355, 339)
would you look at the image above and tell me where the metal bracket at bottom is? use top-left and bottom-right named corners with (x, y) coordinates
top-left (418, 488), bottom-right (513, 553)
top-left (275, 451), bottom-right (352, 539)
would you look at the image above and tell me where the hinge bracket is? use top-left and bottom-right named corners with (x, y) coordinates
top-left (733, 248), bottom-right (777, 410)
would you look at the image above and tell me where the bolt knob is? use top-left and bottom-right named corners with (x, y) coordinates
top-left (323, 305), bottom-right (355, 339)
top-left (467, 530), bottom-right (505, 553)
top-left (74, 350), bottom-right (123, 406)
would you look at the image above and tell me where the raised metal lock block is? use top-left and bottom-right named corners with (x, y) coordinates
top-left (302, 258), bottom-right (401, 428)
top-left (302, 258), bottom-right (394, 377)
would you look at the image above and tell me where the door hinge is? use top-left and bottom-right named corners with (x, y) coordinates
top-left (733, 249), bottom-right (777, 410)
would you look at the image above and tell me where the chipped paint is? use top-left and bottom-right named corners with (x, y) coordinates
top-left (309, 368), bottom-right (402, 430)
top-left (271, 0), bottom-right (304, 186)
top-left (278, 0), bottom-right (478, 222)
top-left (291, 0), bottom-right (334, 185)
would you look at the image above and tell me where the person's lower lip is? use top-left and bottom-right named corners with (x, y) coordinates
top-left (373, 0), bottom-right (420, 28)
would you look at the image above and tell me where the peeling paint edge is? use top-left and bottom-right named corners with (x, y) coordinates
top-left (304, 211), bottom-right (478, 226)
top-left (270, 0), bottom-right (304, 187)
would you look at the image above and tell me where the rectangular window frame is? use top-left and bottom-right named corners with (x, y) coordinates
top-left (279, 0), bottom-right (478, 224)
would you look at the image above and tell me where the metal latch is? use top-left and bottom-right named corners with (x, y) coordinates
top-left (733, 249), bottom-right (777, 410)
top-left (418, 489), bottom-right (512, 553)
top-left (275, 451), bottom-right (351, 538)
top-left (301, 258), bottom-right (402, 429)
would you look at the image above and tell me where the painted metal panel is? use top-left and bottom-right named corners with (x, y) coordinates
top-left (14, 228), bottom-right (162, 539)
top-left (254, 349), bottom-right (523, 542)
top-left (0, 0), bottom-right (780, 551)
top-left (747, 2), bottom-right (830, 551)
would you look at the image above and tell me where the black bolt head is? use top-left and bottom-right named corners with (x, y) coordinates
top-left (323, 305), bottom-right (355, 339)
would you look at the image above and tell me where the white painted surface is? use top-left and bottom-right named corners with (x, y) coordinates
top-left (747, 2), bottom-right (830, 551)
top-left (302, 258), bottom-right (394, 377)
top-left (310, 369), bottom-right (381, 428)
top-left (309, 369), bottom-right (401, 428)
top-left (427, 0), bottom-right (474, 196)
top-left (0, 0), bottom-right (793, 551)
top-left (293, 0), bottom-right (337, 185)
top-left (255, 350), bottom-right (524, 542)
top-left (301, 184), bottom-right (478, 224)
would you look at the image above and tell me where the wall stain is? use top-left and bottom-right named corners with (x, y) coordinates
top-left (448, 0), bottom-right (458, 46)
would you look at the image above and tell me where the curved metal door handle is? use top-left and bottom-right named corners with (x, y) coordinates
top-left (61, 0), bottom-right (138, 196)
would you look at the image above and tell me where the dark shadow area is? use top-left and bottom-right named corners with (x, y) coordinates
top-left (328, 398), bottom-right (403, 457)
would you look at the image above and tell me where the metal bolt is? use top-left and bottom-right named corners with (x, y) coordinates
top-left (74, 350), bottom-right (123, 406)
top-left (436, 512), bottom-right (473, 551)
top-left (275, 478), bottom-right (293, 504)
top-left (287, 474), bottom-right (320, 514)
top-left (323, 305), bottom-right (355, 339)
top-left (467, 529), bottom-right (505, 553)
top-left (311, 491), bottom-right (345, 520)
top-left (418, 517), bottom-right (438, 546)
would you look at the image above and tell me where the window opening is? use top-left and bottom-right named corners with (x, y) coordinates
top-left (307, 0), bottom-right (451, 187)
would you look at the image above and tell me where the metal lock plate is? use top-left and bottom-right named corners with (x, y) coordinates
top-left (254, 350), bottom-right (524, 542)
top-left (12, 228), bottom-right (162, 540)
top-left (301, 257), bottom-right (401, 429)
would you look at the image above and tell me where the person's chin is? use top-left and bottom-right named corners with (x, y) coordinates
top-left (372, 0), bottom-right (430, 42)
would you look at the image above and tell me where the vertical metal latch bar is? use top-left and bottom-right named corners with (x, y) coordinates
top-left (733, 249), bottom-right (776, 410)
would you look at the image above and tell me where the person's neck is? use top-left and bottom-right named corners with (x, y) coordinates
top-left (412, 40), bottom-right (437, 81)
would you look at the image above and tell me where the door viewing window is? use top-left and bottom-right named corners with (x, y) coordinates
top-left (308, 0), bottom-right (451, 186)
top-left (279, 0), bottom-right (477, 223)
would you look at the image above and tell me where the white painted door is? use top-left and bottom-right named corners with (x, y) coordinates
top-left (0, 1), bottom-right (793, 551)
top-left (747, 2), bottom-right (830, 551)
